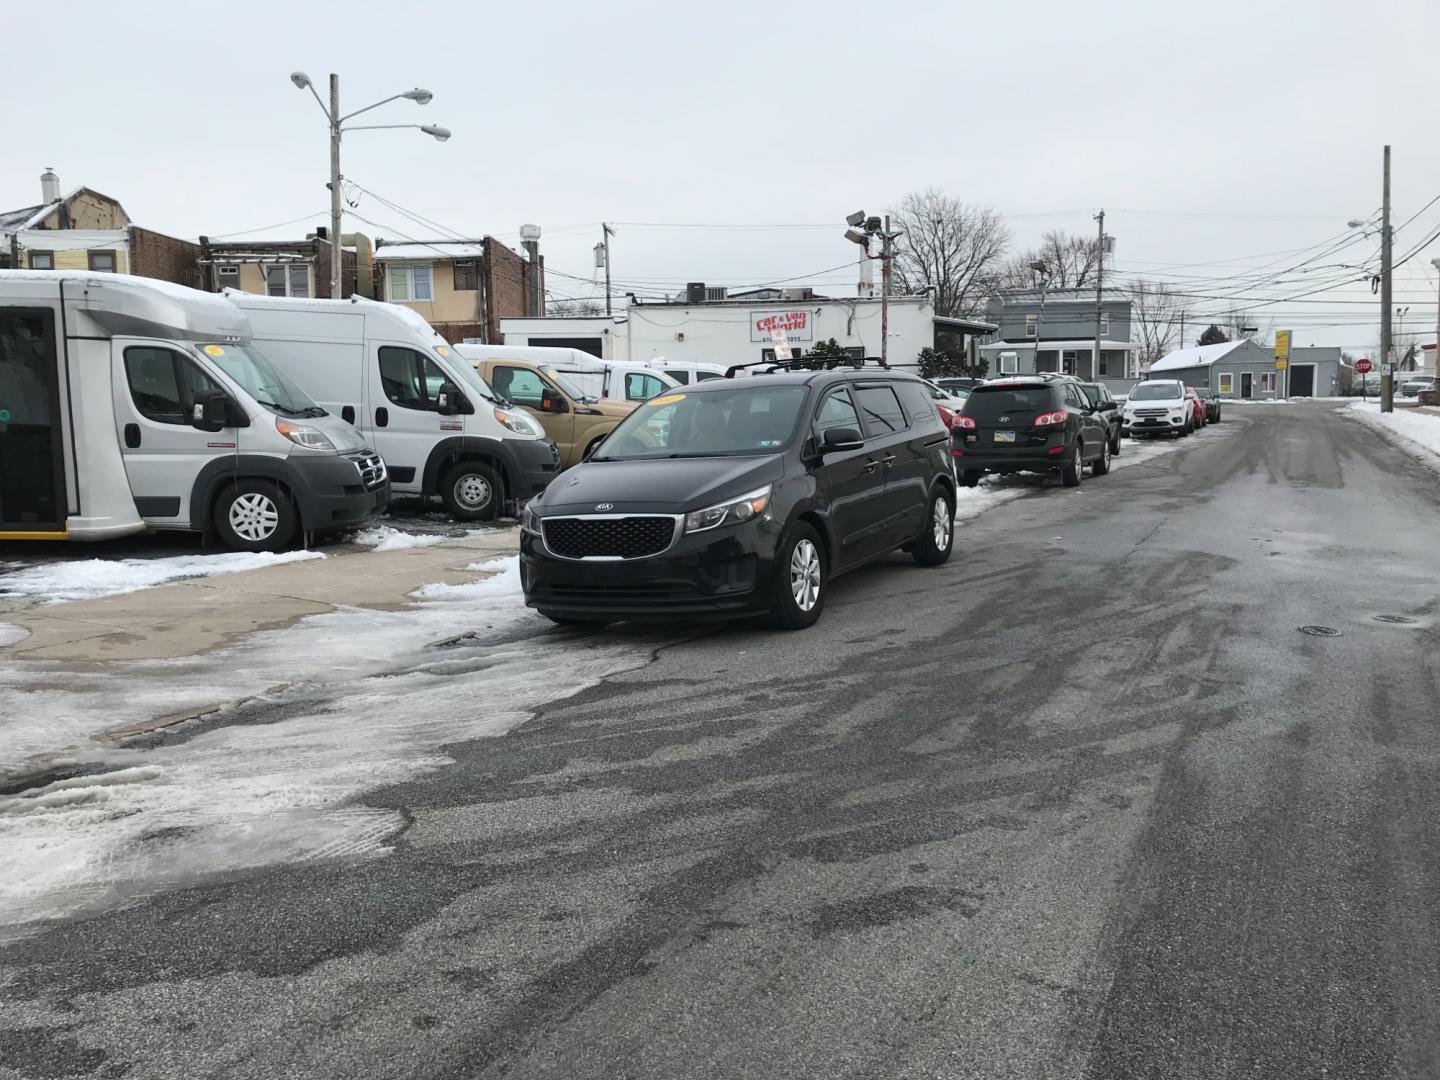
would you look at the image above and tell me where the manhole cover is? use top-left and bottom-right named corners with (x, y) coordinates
top-left (1298, 625), bottom-right (1342, 637)
top-left (1374, 614), bottom-right (1416, 625)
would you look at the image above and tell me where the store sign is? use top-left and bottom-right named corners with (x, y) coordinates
top-left (750, 310), bottom-right (813, 342)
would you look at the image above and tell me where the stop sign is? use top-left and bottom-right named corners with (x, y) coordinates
top-left (1356, 359), bottom-right (1373, 374)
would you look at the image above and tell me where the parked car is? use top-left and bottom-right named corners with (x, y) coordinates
top-left (645, 360), bottom-right (728, 385)
top-left (1184, 387), bottom-right (1207, 428)
top-left (952, 376), bottom-right (1113, 488)
top-left (1076, 382), bottom-right (1123, 455)
top-left (468, 357), bottom-right (637, 470)
top-left (935, 377), bottom-right (981, 394)
top-left (0, 271), bottom-right (389, 553)
top-left (1193, 386), bottom-right (1222, 422)
top-left (918, 377), bottom-right (971, 431)
top-left (454, 344), bottom-right (678, 404)
top-left (519, 366), bottom-right (956, 630)
top-left (1400, 377), bottom-right (1436, 399)
top-left (1121, 380), bottom-right (1193, 438)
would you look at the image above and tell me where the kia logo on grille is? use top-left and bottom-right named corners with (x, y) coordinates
top-left (594, 503), bottom-right (614, 512)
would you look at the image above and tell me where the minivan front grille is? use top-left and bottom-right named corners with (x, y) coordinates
top-left (542, 515), bottom-right (679, 560)
top-left (348, 450), bottom-right (388, 490)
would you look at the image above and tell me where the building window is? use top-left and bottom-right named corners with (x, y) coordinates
top-left (1060, 350), bottom-right (1078, 375)
top-left (1260, 372), bottom-right (1277, 393)
top-left (1098, 352), bottom-right (1110, 377)
top-left (29, 252), bottom-right (55, 270)
top-left (386, 264), bottom-right (433, 302)
top-left (216, 265), bottom-right (240, 286)
top-left (264, 264), bottom-right (310, 297)
top-left (998, 351), bottom-right (1018, 374)
top-left (453, 260), bottom-right (479, 291)
top-left (88, 250), bottom-right (116, 273)
top-left (1025, 314), bottom-right (1038, 337)
top-left (1218, 373), bottom-right (1233, 394)
top-left (1100, 312), bottom-right (1110, 335)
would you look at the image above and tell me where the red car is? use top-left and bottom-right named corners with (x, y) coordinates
top-left (1184, 387), bottom-right (1206, 428)
top-left (919, 378), bottom-right (971, 432)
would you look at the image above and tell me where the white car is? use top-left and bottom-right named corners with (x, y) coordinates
top-left (1399, 378), bottom-right (1435, 399)
top-left (1120, 380), bottom-right (1193, 438)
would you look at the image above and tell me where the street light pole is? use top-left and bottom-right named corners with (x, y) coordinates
top-left (1431, 258), bottom-right (1440, 385)
top-left (880, 215), bottom-right (892, 367)
top-left (329, 74), bottom-right (343, 300)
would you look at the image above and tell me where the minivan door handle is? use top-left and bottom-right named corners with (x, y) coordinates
top-left (124, 423), bottom-right (141, 449)
top-left (863, 459), bottom-right (880, 474)
top-left (375, 407), bottom-right (389, 428)
top-left (879, 453), bottom-right (897, 469)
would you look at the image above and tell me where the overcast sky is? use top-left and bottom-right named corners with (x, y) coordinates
top-left (5, 0), bottom-right (1438, 353)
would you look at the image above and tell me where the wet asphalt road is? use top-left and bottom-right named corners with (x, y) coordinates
top-left (4, 403), bottom-right (1440, 1079)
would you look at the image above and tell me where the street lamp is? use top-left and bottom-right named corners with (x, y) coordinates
top-left (843, 210), bottom-right (903, 366)
top-left (290, 70), bottom-right (451, 299)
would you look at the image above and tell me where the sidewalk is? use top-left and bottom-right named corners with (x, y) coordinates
top-left (0, 528), bottom-right (520, 663)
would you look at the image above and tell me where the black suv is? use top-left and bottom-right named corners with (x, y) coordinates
top-left (519, 365), bottom-right (957, 629)
top-left (953, 376), bottom-right (1113, 487)
top-left (1077, 381), bottom-right (1124, 455)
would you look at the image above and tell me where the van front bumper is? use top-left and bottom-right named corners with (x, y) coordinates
top-left (284, 452), bottom-right (390, 533)
top-left (506, 438), bottom-right (562, 499)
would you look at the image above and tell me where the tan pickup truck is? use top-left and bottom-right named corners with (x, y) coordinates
top-left (470, 358), bottom-right (637, 469)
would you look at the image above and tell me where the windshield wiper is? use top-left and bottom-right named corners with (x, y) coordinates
top-left (256, 399), bottom-right (307, 417)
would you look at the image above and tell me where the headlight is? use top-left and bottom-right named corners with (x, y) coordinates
top-left (495, 407), bottom-right (545, 437)
top-left (684, 485), bottom-right (771, 533)
top-left (520, 502), bottom-right (541, 534)
top-left (275, 418), bottom-right (335, 450)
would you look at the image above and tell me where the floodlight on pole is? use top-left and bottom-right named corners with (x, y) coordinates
top-left (844, 228), bottom-right (868, 246)
top-left (846, 210), bottom-right (867, 228)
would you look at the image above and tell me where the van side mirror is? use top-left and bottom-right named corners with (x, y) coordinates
top-left (192, 389), bottom-right (232, 432)
top-left (436, 382), bottom-right (468, 416)
top-left (823, 427), bottom-right (864, 452)
top-left (540, 390), bottom-right (568, 414)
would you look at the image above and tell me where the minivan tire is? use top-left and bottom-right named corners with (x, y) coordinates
top-left (912, 489), bottom-right (955, 567)
top-left (769, 522), bottom-right (826, 630)
top-left (1092, 438), bottom-right (1111, 476)
top-left (213, 479), bottom-right (296, 553)
top-left (1061, 444), bottom-right (1084, 487)
top-left (441, 461), bottom-right (501, 521)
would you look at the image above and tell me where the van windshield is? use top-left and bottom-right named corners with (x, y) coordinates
top-left (198, 342), bottom-right (323, 417)
top-left (440, 352), bottom-right (497, 404)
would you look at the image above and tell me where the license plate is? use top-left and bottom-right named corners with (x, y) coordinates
top-left (994, 430), bottom-right (1016, 444)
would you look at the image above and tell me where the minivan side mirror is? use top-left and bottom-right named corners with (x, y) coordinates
top-left (822, 426), bottom-right (864, 452)
top-left (540, 390), bottom-right (569, 414)
top-left (192, 389), bottom-right (233, 432)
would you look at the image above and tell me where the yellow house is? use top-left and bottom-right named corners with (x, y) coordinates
top-left (373, 237), bottom-right (542, 344)
top-left (1, 171), bottom-right (131, 273)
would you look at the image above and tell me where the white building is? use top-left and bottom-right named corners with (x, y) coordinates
top-left (499, 295), bottom-right (994, 374)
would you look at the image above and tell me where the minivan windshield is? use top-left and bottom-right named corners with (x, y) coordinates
top-left (1129, 382), bottom-right (1184, 400)
top-left (593, 385), bottom-right (810, 459)
top-left (198, 342), bottom-right (323, 417)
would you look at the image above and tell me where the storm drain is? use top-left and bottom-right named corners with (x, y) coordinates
top-left (1298, 625), bottom-right (1342, 637)
top-left (1374, 614), bottom-right (1417, 625)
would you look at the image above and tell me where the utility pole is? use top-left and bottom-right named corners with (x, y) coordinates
top-left (1374, 146), bottom-right (1395, 411)
top-left (881, 214), bottom-right (892, 367)
top-left (1093, 209), bottom-right (1105, 381)
top-left (329, 74), bottom-right (343, 300)
top-left (602, 223), bottom-right (614, 317)
top-left (1178, 310), bottom-right (1186, 351)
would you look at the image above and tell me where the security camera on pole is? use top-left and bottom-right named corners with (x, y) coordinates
top-left (843, 210), bottom-right (903, 367)
top-left (289, 71), bottom-right (451, 300)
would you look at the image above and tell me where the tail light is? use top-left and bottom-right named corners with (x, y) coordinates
top-left (1034, 410), bottom-right (1067, 427)
top-left (937, 404), bottom-right (956, 429)
top-left (955, 415), bottom-right (977, 430)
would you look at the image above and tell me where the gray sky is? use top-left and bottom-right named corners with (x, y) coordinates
top-left (5, 0), bottom-right (1439, 353)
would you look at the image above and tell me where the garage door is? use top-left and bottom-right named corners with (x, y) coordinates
top-left (1290, 365), bottom-right (1314, 397)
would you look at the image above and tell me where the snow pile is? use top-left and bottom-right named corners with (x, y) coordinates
top-left (0, 556), bottom-right (655, 938)
top-left (347, 525), bottom-right (452, 552)
top-left (953, 482), bottom-right (1026, 521)
top-left (0, 550), bottom-right (324, 603)
top-left (0, 623), bottom-right (28, 648)
top-left (1348, 400), bottom-right (1440, 464)
top-left (1109, 426), bottom-right (1216, 471)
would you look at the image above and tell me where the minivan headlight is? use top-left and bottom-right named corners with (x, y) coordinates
top-left (495, 407), bottom-right (545, 437)
top-left (521, 502), bottom-right (541, 534)
top-left (275, 418), bottom-right (335, 450)
top-left (684, 485), bottom-right (771, 533)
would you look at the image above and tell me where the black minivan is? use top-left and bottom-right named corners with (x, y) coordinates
top-left (519, 366), bottom-right (957, 629)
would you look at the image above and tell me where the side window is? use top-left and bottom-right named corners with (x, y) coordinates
top-left (696, 371), bottom-right (722, 382)
top-left (494, 366), bottom-right (547, 407)
top-left (855, 385), bottom-right (908, 436)
top-left (814, 388), bottom-right (860, 435)
top-left (669, 370), bottom-right (690, 385)
top-left (124, 346), bottom-right (223, 425)
top-left (626, 372), bottom-right (664, 401)
top-left (378, 346), bottom-right (430, 411)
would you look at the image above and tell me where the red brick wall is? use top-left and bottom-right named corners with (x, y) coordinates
top-left (128, 226), bottom-right (201, 288)
top-left (485, 239), bottom-right (531, 339)
top-left (431, 321), bottom-right (486, 345)
top-left (315, 243), bottom-right (358, 299)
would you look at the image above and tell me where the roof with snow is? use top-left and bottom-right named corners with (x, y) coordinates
top-left (374, 241), bottom-right (485, 261)
top-left (0, 187), bottom-right (131, 237)
top-left (1149, 340), bottom-right (1246, 372)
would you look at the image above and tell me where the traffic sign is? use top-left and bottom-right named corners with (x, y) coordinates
top-left (1356, 359), bottom-right (1373, 374)
top-left (1275, 359), bottom-right (1289, 371)
top-left (1275, 329), bottom-right (1292, 362)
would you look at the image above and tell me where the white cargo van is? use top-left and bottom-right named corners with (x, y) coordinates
top-left (0, 271), bottom-right (388, 551)
top-left (227, 295), bottom-right (560, 520)
top-left (643, 359), bottom-right (727, 385)
top-left (454, 344), bottom-right (678, 404)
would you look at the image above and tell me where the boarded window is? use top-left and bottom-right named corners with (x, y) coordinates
top-left (453, 260), bottom-right (479, 291)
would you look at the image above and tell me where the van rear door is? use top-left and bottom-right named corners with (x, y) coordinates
top-left (111, 338), bottom-right (241, 525)
top-left (0, 304), bottom-right (68, 534)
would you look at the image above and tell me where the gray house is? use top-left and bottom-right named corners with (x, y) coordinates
top-left (978, 289), bottom-right (1135, 390)
top-left (1149, 339), bottom-right (1344, 399)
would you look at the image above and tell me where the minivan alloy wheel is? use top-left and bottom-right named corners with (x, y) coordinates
top-left (791, 539), bottom-right (821, 612)
top-left (229, 492), bottom-right (280, 541)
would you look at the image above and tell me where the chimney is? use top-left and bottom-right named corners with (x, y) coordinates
top-left (40, 167), bottom-right (60, 204)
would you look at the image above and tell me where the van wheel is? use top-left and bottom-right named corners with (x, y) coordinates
top-left (959, 470), bottom-right (981, 488)
top-left (1061, 444), bottom-right (1083, 487)
top-left (1092, 438), bottom-right (1111, 476)
top-left (769, 522), bottom-right (826, 630)
top-left (213, 480), bottom-right (296, 553)
top-left (441, 461), bottom-right (501, 521)
top-left (912, 489), bottom-right (954, 566)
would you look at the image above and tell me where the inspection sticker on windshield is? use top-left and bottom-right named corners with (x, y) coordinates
top-left (649, 393), bottom-right (686, 406)
top-left (202, 344), bottom-right (226, 357)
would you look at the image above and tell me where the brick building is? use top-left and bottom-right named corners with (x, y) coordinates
top-left (373, 237), bottom-right (542, 343)
top-left (197, 233), bottom-right (359, 299)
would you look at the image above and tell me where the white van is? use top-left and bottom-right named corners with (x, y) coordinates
top-left (0, 271), bottom-right (388, 551)
top-left (455, 344), bottom-right (678, 403)
top-left (643, 359), bottom-right (727, 386)
top-left (227, 295), bottom-right (559, 520)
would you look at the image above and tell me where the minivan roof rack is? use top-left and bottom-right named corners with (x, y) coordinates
top-left (724, 355), bottom-right (888, 378)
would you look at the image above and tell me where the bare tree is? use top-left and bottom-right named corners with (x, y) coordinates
top-left (1127, 279), bottom-right (1185, 370)
top-left (549, 296), bottom-right (605, 317)
top-left (888, 188), bottom-right (1010, 318)
top-left (1219, 310), bottom-right (1270, 343)
top-left (994, 230), bottom-right (1102, 291)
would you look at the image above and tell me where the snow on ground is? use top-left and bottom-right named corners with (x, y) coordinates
top-left (346, 525), bottom-right (453, 552)
top-left (0, 549), bottom-right (324, 603)
top-left (1347, 400), bottom-right (1440, 465)
top-left (0, 556), bottom-right (657, 939)
top-left (0, 623), bottom-right (28, 647)
top-left (1109, 425), bottom-right (1220, 471)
